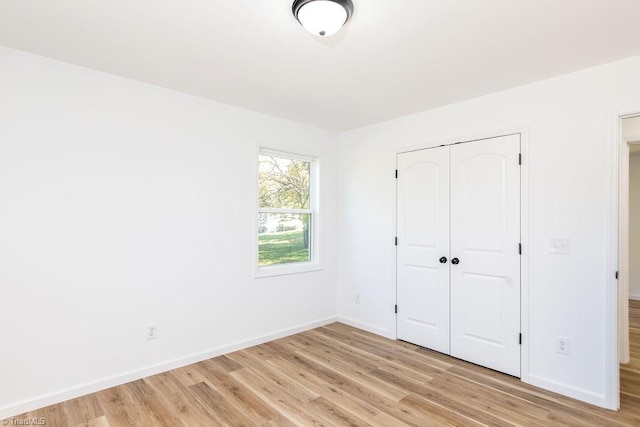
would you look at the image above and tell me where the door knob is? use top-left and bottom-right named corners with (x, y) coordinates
top-left (439, 257), bottom-right (447, 264)
top-left (451, 258), bottom-right (460, 265)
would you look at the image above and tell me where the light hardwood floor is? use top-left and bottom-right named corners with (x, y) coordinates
top-left (5, 305), bottom-right (640, 426)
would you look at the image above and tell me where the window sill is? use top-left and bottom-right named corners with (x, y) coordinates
top-left (254, 262), bottom-right (323, 279)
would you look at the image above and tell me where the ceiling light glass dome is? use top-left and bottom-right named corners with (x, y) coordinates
top-left (292, 0), bottom-right (354, 37)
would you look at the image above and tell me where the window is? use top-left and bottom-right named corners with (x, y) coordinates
top-left (257, 150), bottom-right (319, 275)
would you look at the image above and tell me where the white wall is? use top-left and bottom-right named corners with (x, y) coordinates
top-left (337, 54), bottom-right (640, 407)
top-left (0, 46), bottom-right (338, 418)
top-left (630, 153), bottom-right (640, 299)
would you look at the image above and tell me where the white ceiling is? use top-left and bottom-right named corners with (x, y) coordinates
top-left (2, 0), bottom-right (640, 131)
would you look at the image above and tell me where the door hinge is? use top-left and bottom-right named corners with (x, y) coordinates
top-left (395, 304), bottom-right (398, 314)
top-left (519, 243), bottom-right (522, 255)
top-left (395, 169), bottom-right (398, 179)
top-left (395, 237), bottom-right (398, 246)
top-left (616, 271), bottom-right (619, 280)
top-left (519, 153), bottom-right (522, 165)
top-left (519, 333), bottom-right (522, 345)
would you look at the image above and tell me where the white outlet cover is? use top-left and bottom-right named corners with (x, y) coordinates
top-left (556, 336), bottom-right (569, 355)
top-left (146, 323), bottom-right (158, 341)
top-left (550, 238), bottom-right (570, 254)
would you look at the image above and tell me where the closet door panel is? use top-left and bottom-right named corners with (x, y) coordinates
top-left (450, 134), bottom-right (521, 377)
top-left (396, 147), bottom-right (450, 353)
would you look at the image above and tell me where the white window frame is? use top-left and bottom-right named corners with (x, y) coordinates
top-left (255, 148), bottom-right (322, 278)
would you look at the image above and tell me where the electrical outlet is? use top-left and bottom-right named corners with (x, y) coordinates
top-left (355, 294), bottom-right (361, 304)
top-left (556, 336), bottom-right (569, 355)
top-left (146, 323), bottom-right (158, 341)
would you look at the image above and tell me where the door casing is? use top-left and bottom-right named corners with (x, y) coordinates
top-left (608, 108), bottom-right (640, 410)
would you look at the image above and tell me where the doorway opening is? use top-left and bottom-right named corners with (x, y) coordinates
top-left (618, 114), bottom-right (640, 408)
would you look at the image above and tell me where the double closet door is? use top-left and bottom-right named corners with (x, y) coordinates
top-left (396, 134), bottom-right (521, 377)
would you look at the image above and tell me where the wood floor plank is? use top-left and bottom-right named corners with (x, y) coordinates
top-left (171, 363), bottom-right (210, 387)
top-left (399, 392), bottom-right (488, 427)
top-left (305, 328), bottom-right (450, 382)
top-left (74, 414), bottom-right (111, 427)
top-left (194, 359), bottom-right (283, 425)
top-left (188, 381), bottom-right (254, 426)
top-left (40, 403), bottom-right (68, 426)
top-left (316, 325), bottom-right (453, 376)
top-left (6, 307), bottom-right (640, 426)
top-left (229, 367), bottom-right (328, 426)
top-left (124, 377), bottom-right (176, 426)
top-left (205, 354), bottom-right (243, 373)
top-left (306, 396), bottom-right (372, 427)
top-left (427, 373), bottom-right (550, 426)
top-left (280, 352), bottom-right (452, 427)
top-left (95, 385), bottom-right (155, 426)
top-left (266, 356), bottom-right (383, 425)
top-left (371, 367), bottom-right (514, 427)
top-left (124, 379), bottom-right (156, 405)
top-left (291, 347), bottom-right (410, 401)
top-left (143, 371), bottom-right (216, 426)
top-left (229, 352), bottom-right (320, 404)
top-left (138, 397), bottom-right (180, 427)
top-left (61, 393), bottom-right (104, 426)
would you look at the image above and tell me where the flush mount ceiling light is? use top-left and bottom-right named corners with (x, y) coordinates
top-left (292, 0), bottom-right (354, 37)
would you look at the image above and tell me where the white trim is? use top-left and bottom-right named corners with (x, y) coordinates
top-left (254, 261), bottom-right (323, 278)
top-left (0, 316), bottom-right (338, 420)
top-left (391, 145), bottom-right (399, 340)
top-left (519, 128), bottom-right (531, 383)
top-left (338, 317), bottom-right (395, 340)
top-left (259, 147), bottom-right (317, 163)
top-left (528, 374), bottom-right (607, 408)
top-left (258, 208), bottom-right (313, 214)
top-left (254, 147), bottom-right (323, 278)
top-left (629, 293), bottom-right (640, 301)
top-left (625, 135), bottom-right (640, 145)
top-left (395, 126), bottom-right (526, 154)
top-left (606, 110), bottom-right (621, 411)
top-left (393, 127), bottom-right (530, 381)
top-left (619, 134), bottom-right (631, 365)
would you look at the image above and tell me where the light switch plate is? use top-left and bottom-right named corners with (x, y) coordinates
top-left (550, 239), bottom-right (570, 254)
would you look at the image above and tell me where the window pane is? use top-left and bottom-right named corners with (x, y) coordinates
top-left (258, 213), bottom-right (311, 266)
top-left (259, 154), bottom-right (310, 209)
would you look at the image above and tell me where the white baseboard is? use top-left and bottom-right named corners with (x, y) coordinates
top-left (527, 374), bottom-right (610, 409)
top-left (0, 316), bottom-right (338, 420)
top-left (629, 293), bottom-right (640, 301)
top-left (337, 316), bottom-right (395, 340)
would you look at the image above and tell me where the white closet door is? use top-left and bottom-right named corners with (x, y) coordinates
top-left (396, 147), bottom-right (450, 353)
top-left (449, 134), bottom-right (521, 377)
